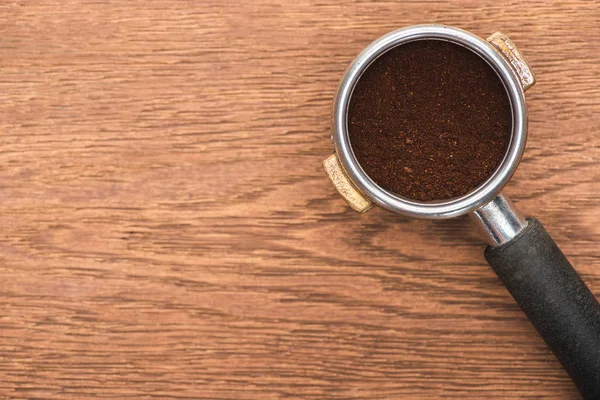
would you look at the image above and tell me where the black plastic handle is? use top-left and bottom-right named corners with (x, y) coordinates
top-left (485, 218), bottom-right (600, 399)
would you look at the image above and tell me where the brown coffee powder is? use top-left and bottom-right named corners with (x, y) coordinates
top-left (348, 40), bottom-right (511, 202)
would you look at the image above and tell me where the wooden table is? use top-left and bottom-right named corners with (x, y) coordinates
top-left (2, 1), bottom-right (599, 399)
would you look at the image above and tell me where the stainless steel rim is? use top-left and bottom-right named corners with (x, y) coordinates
top-left (332, 25), bottom-right (527, 219)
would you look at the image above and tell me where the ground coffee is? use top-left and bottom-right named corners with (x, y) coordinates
top-left (348, 40), bottom-right (511, 202)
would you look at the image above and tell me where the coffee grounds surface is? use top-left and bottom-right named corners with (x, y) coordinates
top-left (348, 40), bottom-right (511, 202)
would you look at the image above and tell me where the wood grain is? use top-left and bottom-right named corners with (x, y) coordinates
top-left (1, 1), bottom-right (600, 398)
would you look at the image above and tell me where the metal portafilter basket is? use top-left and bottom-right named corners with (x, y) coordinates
top-left (324, 25), bottom-right (600, 398)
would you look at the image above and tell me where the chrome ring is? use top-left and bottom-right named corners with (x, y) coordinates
top-left (332, 25), bottom-right (527, 219)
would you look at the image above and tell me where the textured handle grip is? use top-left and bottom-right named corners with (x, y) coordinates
top-left (485, 218), bottom-right (600, 399)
